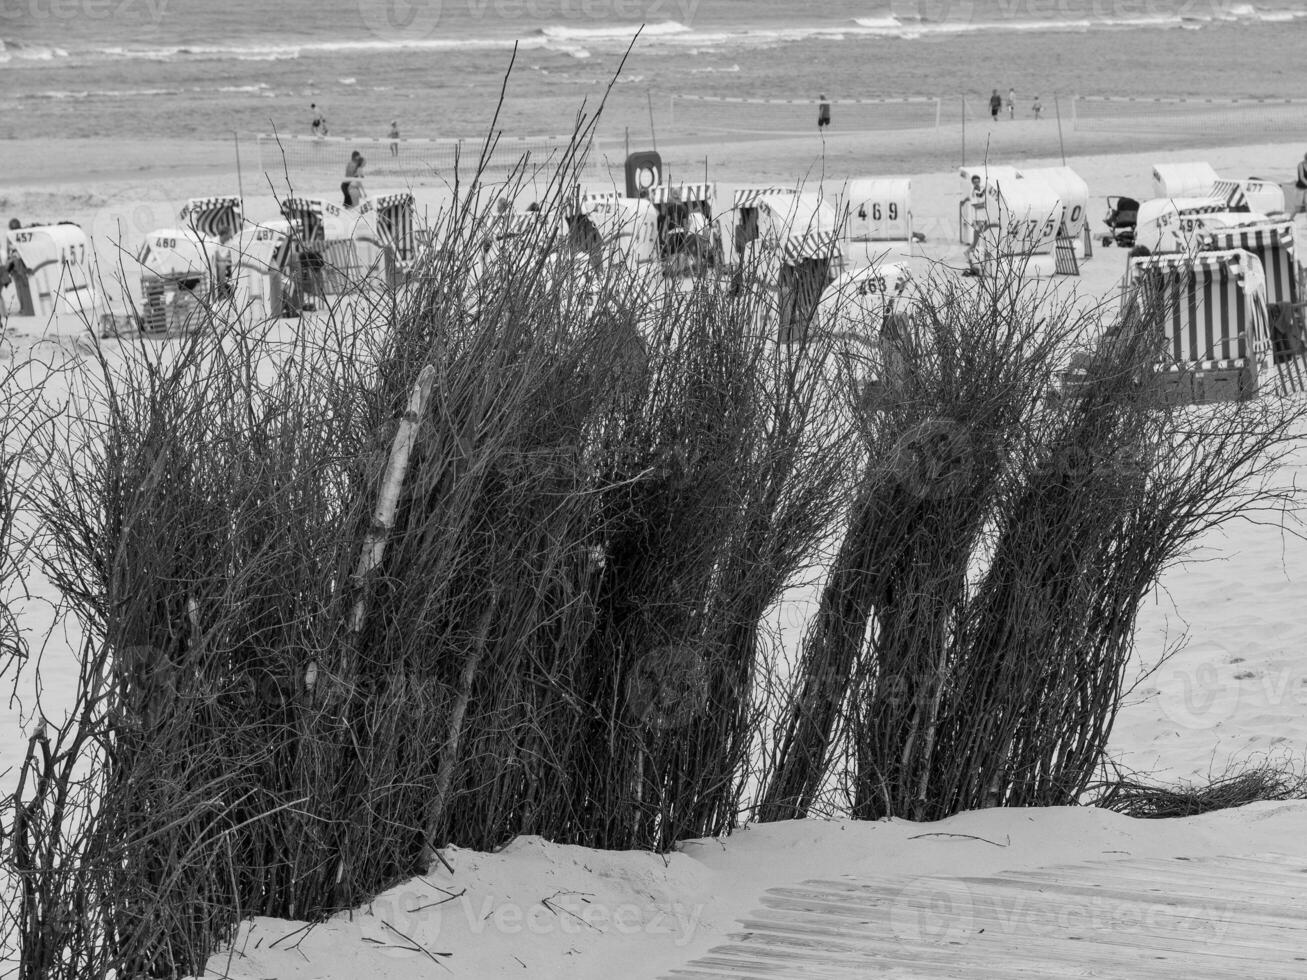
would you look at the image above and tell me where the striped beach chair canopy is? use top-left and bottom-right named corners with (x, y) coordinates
top-left (780, 231), bottom-right (842, 266)
top-left (280, 197), bottom-right (328, 247)
top-left (1209, 179), bottom-right (1250, 211)
top-left (361, 192), bottom-right (417, 263)
top-left (180, 196), bottom-right (244, 242)
top-left (503, 212), bottom-right (554, 237)
top-left (279, 198), bottom-right (355, 247)
top-left (572, 191), bottom-right (622, 215)
top-left (1132, 197), bottom-right (1265, 255)
top-left (734, 186), bottom-right (796, 209)
top-left (1199, 220), bottom-right (1297, 305)
top-left (1129, 248), bottom-right (1270, 365)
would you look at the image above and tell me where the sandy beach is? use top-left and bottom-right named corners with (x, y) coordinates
top-left (4, 119), bottom-right (1307, 977)
top-left (5, 123), bottom-right (1307, 324)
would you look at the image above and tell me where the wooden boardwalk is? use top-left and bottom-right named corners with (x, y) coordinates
top-left (663, 854), bottom-right (1307, 978)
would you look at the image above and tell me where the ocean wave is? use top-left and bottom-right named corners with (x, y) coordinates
top-left (22, 84), bottom-right (280, 100)
top-left (537, 20), bottom-right (689, 41)
top-left (74, 37), bottom-right (534, 63)
top-left (10, 4), bottom-right (1302, 68)
top-left (0, 39), bottom-right (69, 62)
top-left (20, 87), bottom-right (183, 100)
top-left (850, 4), bottom-right (1302, 37)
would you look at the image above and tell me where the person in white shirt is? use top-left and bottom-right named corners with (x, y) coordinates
top-left (684, 203), bottom-right (711, 267)
top-left (965, 175), bottom-right (989, 274)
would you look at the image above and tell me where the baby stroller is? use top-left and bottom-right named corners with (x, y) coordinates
top-left (1101, 196), bottom-right (1139, 248)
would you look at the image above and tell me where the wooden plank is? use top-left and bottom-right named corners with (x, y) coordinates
top-left (661, 854), bottom-right (1307, 980)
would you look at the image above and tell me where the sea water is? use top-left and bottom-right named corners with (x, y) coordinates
top-left (1, 1), bottom-right (1306, 142)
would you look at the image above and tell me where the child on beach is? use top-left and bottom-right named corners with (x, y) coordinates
top-left (311, 104), bottom-right (327, 138)
top-left (1008, 88), bottom-right (1016, 120)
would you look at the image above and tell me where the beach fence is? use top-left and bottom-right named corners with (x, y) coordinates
top-left (1071, 96), bottom-right (1307, 136)
top-left (668, 95), bottom-right (942, 136)
top-left (252, 133), bottom-right (615, 187)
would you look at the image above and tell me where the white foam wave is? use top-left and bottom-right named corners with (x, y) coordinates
top-left (850, 8), bottom-right (1294, 37)
top-left (0, 40), bottom-right (69, 62)
top-left (16, 3), bottom-right (1301, 70)
top-left (538, 20), bottom-right (689, 41)
top-left (21, 87), bottom-right (182, 100)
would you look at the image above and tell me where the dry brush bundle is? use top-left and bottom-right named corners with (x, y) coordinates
top-left (382, 200), bottom-right (859, 853)
top-left (759, 266), bottom-right (1069, 821)
top-left (546, 283), bottom-right (857, 850)
top-left (1090, 757), bottom-right (1307, 818)
top-left (4, 138), bottom-right (858, 975)
top-left (760, 259), bottom-right (1304, 823)
top-left (15, 314), bottom-right (380, 978)
top-left (0, 355), bottom-right (58, 973)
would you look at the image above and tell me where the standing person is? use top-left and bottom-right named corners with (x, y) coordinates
top-left (1032, 95), bottom-right (1043, 120)
top-left (684, 202), bottom-right (710, 267)
top-left (1296, 151), bottom-right (1307, 213)
top-left (989, 89), bottom-right (1002, 122)
top-left (817, 93), bottom-right (831, 130)
top-left (311, 103), bottom-right (327, 138)
top-left (343, 151), bottom-right (365, 207)
top-left (1008, 87), bottom-right (1016, 120)
top-left (965, 174), bottom-right (988, 275)
top-left (388, 119), bottom-right (400, 158)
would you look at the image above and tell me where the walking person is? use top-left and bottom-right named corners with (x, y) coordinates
top-left (817, 93), bottom-right (832, 130)
top-left (311, 103), bottom-right (327, 138)
top-left (388, 119), bottom-right (400, 158)
top-left (1008, 87), bottom-right (1016, 120)
top-left (1296, 151), bottom-right (1307, 213)
top-left (989, 89), bottom-right (1002, 122)
top-left (1032, 95), bottom-right (1043, 120)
